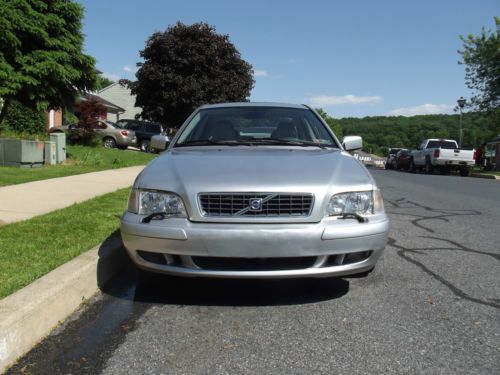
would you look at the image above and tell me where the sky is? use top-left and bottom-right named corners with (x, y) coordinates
top-left (78, 0), bottom-right (499, 118)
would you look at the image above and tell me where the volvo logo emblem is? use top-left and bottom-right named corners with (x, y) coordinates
top-left (249, 198), bottom-right (263, 211)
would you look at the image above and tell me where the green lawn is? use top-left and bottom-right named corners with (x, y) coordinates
top-left (0, 145), bottom-right (156, 187)
top-left (476, 171), bottom-right (500, 176)
top-left (0, 188), bottom-right (130, 299)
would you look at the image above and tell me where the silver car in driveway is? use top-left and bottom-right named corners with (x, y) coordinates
top-left (95, 120), bottom-right (137, 149)
top-left (120, 103), bottom-right (389, 278)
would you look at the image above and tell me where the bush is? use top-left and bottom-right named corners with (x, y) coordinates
top-left (67, 128), bottom-right (100, 147)
top-left (63, 111), bottom-right (78, 125)
top-left (1, 101), bottom-right (46, 134)
top-left (68, 99), bottom-right (106, 146)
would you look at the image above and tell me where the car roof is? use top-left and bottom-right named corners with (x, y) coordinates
top-left (199, 102), bottom-right (309, 110)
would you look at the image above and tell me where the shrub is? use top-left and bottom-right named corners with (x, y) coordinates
top-left (67, 128), bottom-right (100, 147)
top-left (1, 101), bottom-right (46, 134)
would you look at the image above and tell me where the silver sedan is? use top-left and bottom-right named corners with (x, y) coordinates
top-left (120, 103), bottom-right (389, 278)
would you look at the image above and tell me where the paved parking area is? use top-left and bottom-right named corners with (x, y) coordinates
top-left (7, 169), bottom-right (500, 374)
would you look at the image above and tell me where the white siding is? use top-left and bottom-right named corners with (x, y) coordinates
top-left (98, 83), bottom-right (142, 121)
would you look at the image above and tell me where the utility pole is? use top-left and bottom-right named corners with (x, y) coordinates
top-left (457, 97), bottom-right (466, 146)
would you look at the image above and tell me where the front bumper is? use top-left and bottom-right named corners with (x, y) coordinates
top-left (120, 212), bottom-right (389, 278)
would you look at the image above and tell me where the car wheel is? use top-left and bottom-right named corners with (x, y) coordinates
top-left (103, 137), bottom-right (116, 149)
top-left (409, 159), bottom-right (416, 173)
top-left (459, 167), bottom-right (470, 177)
top-left (425, 158), bottom-right (434, 174)
top-left (140, 139), bottom-right (151, 153)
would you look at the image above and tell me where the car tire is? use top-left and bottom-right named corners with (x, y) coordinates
top-left (459, 167), bottom-right (470, 177)
top-left (409, 159), bottom-right (416, 173)
top-left (103, 137), bottom-right (116, 149)
top-left (425, 158), bottom-right (434, 174)
top-left (140, 139), bottom-right (151, 153)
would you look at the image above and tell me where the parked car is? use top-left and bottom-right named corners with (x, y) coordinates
top-left (116, 119), bottom-right (165, 152)
top-left (120, 103), bottom-right (389, 279)
top-left (385, 148), bottom-right (401, 169)
top-left (94, 120), bottom-right (136, 149)
top-left (394, 149), bottom-right (410, 170)
top-left (409, 139), bottom-right (476, 176)
top-left (48, 124), bottom-right (76, 133)
top-left (51, 120), bottom-right (136, 149)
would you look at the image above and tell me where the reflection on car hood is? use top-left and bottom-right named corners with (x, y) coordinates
top-left (136, 147), bottom-right (373, 194)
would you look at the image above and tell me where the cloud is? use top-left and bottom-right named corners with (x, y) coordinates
top-left (123, 65), bottom-right (138, 73)
top-left (307, 94), bottom-right (383, 107)
top-left (101, 72), bottom-right (120, 81)
top-left (388, 103), bottom-right (453, 116)
top-left (254, 69), bottom-right (268, 77)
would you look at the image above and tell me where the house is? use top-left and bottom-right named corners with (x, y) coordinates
top-left (97, 82), bottom-right (142, 122)
top-left (45, 93), bottom-right (125, 131)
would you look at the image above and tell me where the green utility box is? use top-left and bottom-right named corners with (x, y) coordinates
top-left (0, 138), bottom-right (44, 168)
top-left (44, 141), bottom-right (57, 165)
top-left (49, 133), bottom-right (66, 163)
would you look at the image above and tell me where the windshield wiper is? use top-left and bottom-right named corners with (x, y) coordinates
top-left (250, 138), bottom-right (329, 149)
top-left (175, 139), bottom-right (253, 147)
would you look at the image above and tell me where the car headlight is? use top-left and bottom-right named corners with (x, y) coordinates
top-left (325, 190), bottom-right (384, 217)
top-left (128, 189), bottom-right (187, 217)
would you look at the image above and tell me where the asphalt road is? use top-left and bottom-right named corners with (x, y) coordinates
top-left (7, 169), bottom-right (500, 374)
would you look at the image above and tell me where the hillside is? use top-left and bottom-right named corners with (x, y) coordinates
top-left (333, 112), bottom-right (498, 155)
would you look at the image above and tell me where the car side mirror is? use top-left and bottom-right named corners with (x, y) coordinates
top-left (151, 134), bottom-right (170, 152)
top-left (342, 136), bottom-right (363, 151)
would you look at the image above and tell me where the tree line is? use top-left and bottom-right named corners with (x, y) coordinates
top-left (327, 112), bottom-right (498, 156)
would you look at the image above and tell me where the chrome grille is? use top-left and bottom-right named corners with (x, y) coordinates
top-left (199, 193), bottom-right (314, 217)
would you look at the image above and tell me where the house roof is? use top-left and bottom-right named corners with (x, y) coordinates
top-left (80, 93), bottom-right (125, 113)
top-left (97, 81), bottom-right (121, 94)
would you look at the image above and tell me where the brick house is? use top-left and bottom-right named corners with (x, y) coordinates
top-left (46, 93), bottom-right (125, 131)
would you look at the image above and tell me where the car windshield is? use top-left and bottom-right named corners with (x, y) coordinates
top-left (175, 107), bottom-right (338, 148)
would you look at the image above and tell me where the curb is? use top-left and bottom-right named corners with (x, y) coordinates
top-left (0, 232), bottom-right (129, 373)
top-left (470, 173), bottom-right (500, 180)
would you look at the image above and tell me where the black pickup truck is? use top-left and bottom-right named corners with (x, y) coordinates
top-left (116, 119), bottom-right (165, 152)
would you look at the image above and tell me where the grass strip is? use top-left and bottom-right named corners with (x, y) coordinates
top-left (0, 188), bottom-right (130, 299)
top-left (0, 145), bottom-right (156, 187)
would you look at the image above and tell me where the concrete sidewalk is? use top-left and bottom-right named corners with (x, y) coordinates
top-left (0, 166), bottom-right (144, 225)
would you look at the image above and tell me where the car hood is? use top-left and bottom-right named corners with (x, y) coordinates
top-left (135, 147), bottom-right (374, 222)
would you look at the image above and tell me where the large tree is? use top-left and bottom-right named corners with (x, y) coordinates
top-left (459, 17), bottom-right (500, 112)
top-left (132, 22), bottom-right (254, 128)
top-left (0, 0), bottom-right (97, 125)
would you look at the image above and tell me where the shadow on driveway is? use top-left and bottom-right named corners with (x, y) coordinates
top-left (132, 271), bottom-right (350, 307)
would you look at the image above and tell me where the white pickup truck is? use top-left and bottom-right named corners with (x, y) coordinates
top-left (409, 139), bottom-right (476, 176)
